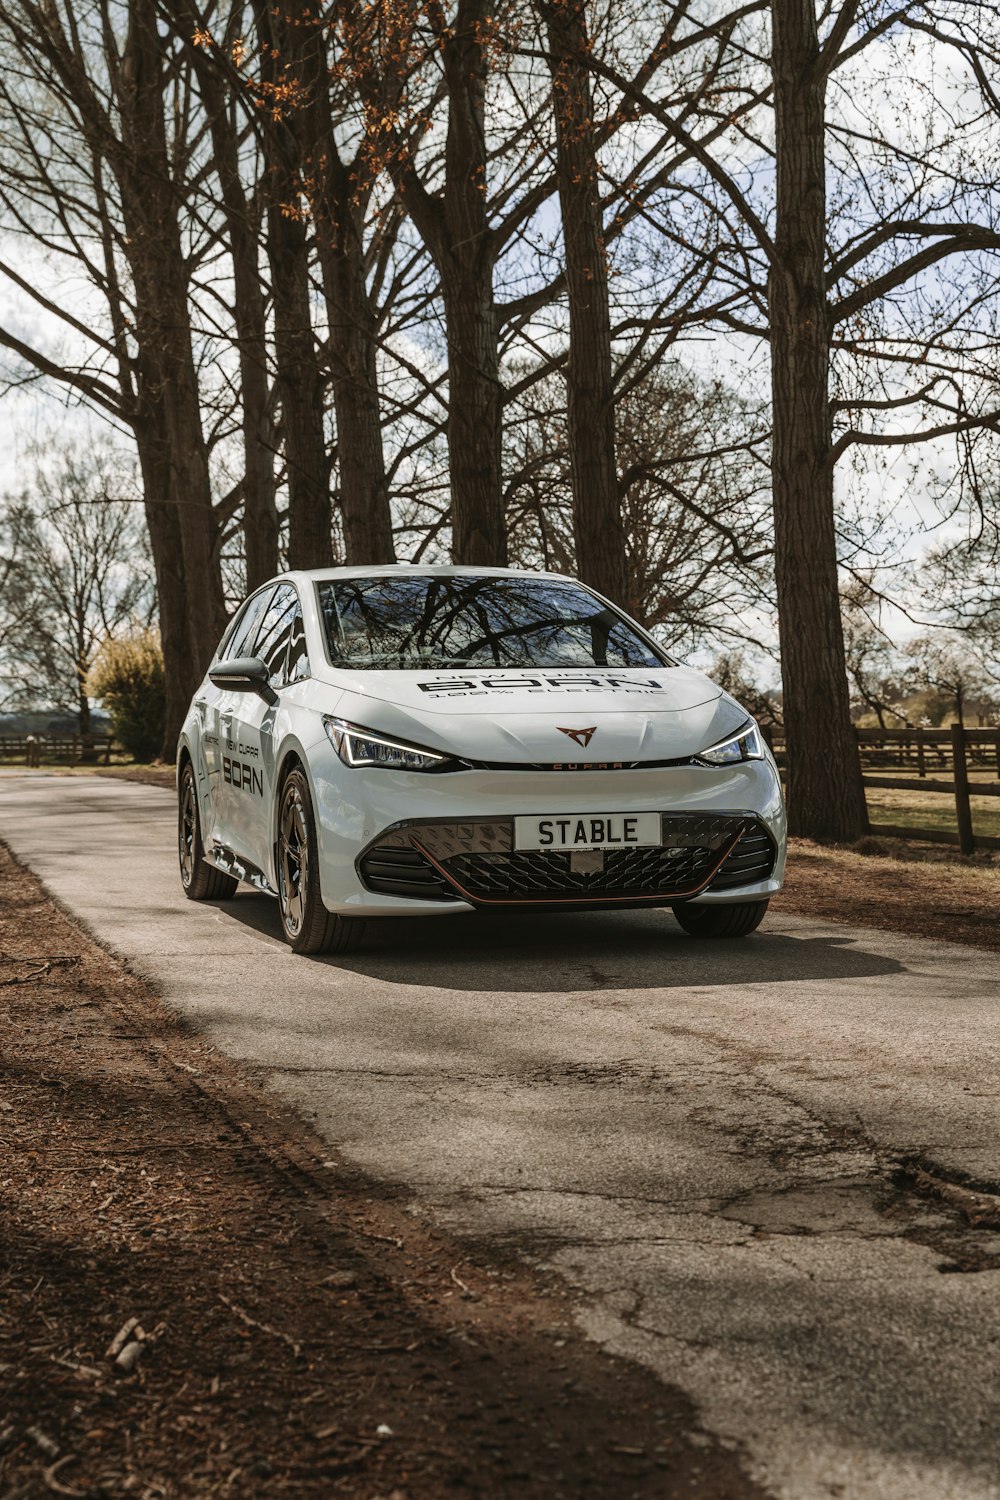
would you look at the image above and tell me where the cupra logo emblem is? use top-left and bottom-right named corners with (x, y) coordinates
top-left (557, 725), bottom-right (597, 748)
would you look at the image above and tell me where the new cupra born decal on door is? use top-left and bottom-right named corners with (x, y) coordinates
top-left (177, 567), bottom-right (787, 954)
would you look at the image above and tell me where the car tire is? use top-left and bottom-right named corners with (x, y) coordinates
top-left (276, 767), bottom-right (367, 956)
top-left (671, 899), bottom-right (769, 938)
top-left (178, 760), bottom-right (239, 901)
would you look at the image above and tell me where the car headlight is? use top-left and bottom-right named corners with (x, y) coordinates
top-left (695, 721), bottom-right (765, 766)
top-left (323, 716), bottom-right (456, 772)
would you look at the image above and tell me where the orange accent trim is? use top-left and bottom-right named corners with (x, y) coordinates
top-left (408, 825), bottom-right (748, 907)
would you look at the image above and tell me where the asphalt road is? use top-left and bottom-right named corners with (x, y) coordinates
top-left (2, 774), bottom-right (999, 1500)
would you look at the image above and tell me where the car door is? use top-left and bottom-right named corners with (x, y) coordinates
top-left (207, 586), bottom-right (276, 848)
top-left (222, 582), bottom-right (300, 870)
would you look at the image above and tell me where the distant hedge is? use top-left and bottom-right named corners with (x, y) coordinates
top-left (88, 630), bottom-right (165, 763)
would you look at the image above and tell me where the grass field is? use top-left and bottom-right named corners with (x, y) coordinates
top-left (864, 781), bottom-right (1000, 841)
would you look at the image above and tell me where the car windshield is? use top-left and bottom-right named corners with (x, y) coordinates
top-left (316, 575), bottom-right (667, 670)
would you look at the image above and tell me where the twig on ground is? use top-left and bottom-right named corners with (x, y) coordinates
top-left (49, 1355), bottom-right (104, 1381)
top-left (450, 1265), bottom-right (480, 1301)
top-left (0, 956), bottom-right (80, 986)
top-left (105, 1317), bottom-right (140, 1360)
top-left (26, 1426), bottom-right (60, 1458)
top-left (42, 1454), bottom-right (85, 1497)
top-left (218, 1292), bottom-right (302, 1358)
top-left (0, 952), bottom-right (79, 962)
top-left (114, 1341), bottom-right (145, 1375)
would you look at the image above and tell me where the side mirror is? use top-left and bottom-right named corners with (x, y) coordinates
top-left (209, 656), bottom-right (279, 707)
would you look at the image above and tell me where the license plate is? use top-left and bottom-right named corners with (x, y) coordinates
top-left (514, 813), bottom-right (661, 852)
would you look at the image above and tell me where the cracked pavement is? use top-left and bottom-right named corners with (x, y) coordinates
top-left (2, 774), bottom-right (999, 1500)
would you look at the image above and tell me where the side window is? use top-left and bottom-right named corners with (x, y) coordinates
top-left (286, 605), bottom-right (310, 684)
top-left (223, 587), bottom-right (275, 662)
top-left (253, 584), bottom-right (299, 687)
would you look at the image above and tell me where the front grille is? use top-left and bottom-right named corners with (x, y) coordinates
top-left (358, 844), bottom-right (458, 902)
top-left (708, 827), bottom-right (776, 890)
top-left (358, 813), bottom-right (775, 907)
top-left (443, 844), bottom-right (721, 902)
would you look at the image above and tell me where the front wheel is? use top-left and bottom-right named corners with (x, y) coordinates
top-left (178, 761), bottom-right (238, 901)
top-left (276, 768), bottom-right (367, 955)
top-left (671, 899), bottom-right (769, 939)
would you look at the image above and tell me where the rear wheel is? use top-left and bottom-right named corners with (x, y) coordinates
top-left (178, 761), bottom-right (238, 901)
top-left (671, 899), bottom-right (768, 939)
top-left (276, 768), bottom-right (367, 955)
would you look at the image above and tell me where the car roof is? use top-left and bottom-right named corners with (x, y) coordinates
top-left (278, 564), bottom-right (579, 584)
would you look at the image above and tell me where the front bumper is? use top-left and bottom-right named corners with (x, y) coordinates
top-left (309, 751), bottom-right (786, 915)
top-left (359, 812), bottom-right (776, 909)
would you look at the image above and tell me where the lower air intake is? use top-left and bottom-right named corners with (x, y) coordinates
top-left (358, 844), bottom-right (458, 902)
top-left (708, 826), bottom-right (776, 891)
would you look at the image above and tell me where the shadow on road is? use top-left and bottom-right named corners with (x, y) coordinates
top-left (221, 890), bottom-right (905, 991)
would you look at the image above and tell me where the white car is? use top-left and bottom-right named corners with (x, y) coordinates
top-left (177, 566), bottom-right (786, 953)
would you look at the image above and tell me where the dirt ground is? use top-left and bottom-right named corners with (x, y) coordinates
top-left (0, 840), bottom-right (763, 1500)
top-left (777, 837), bottom-right (1000, 952)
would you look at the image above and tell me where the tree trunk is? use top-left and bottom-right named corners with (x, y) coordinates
top-left (120, 0), bottom-right (227, 710)
top-left (291, 21), bottom-right (395, 566)
top-left (542, 0), bottom-right (627, 607)
top-left (769, 0), bottom-right (867, 841)
top-left (134, 400), bottom-right (197, 761)
top-left (254, 0), bottom-right (333, 571)
top-left (268, 187), bottom-right (334, 569)
top-left (77, 678), bottom-right (92, 744)
top-left (441, 271), bottom-right (506, 565)
top-left (387, 0), bottom-right (505, 566)
top-left (201, 60), bottom-right (278, 589)
top-left (355, 0), bottom-right (505, 564)
top-left (327, 271), bottom-right (397, 565)
top-left (441, 1), bottom-right (506, 566)
top-left (236, 252), bottom-right (281, 591)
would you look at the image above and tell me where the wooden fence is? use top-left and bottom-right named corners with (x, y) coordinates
top-left (768, 725), bottom-right (1000, 854)
top-left (2, 724), bottom-right (998, 854)
top-left (0, 734), bottom-right (115, 765)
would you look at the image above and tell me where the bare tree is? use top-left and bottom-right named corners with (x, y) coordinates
top-left (906, 633), bottom-right (994, 727)
top-left (515, 0), bottom-right (772, 611)
top-left (0, 0), bottom-right (229, 753)
top-left (0, 505), bottom-right (37, 711)
top-left (586, 1), bottom-right (1000, 839)
top-left (274, 1), bottom-right (398, 564)
top-left (170, 0), bottom-right (280, 589)
top-left (767, 0), bottom-right (868, 836)
top-left (0, 442), bottom-right (154, 737)
top-left (505, 361), bottom-right (772, 652)
top-left (840, 579), bottom-right (909, 728)
top-left (536, 0), bottom-right (625, 605)
top-left (341, 0), bottom-right (517, 565)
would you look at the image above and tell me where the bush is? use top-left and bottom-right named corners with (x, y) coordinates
top-left (88, 630), bottom-right (165, 762)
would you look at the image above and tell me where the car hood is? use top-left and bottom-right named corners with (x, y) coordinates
top-left (316, 665), bottom-right (750, 763)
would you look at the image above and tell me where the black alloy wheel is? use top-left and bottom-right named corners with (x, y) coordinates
top-left (178, 761), bottom-right (238, 901)
top-left (671, 899), bottom-right (769, 938)
top-left (276, 767), bottom-right (367, 955)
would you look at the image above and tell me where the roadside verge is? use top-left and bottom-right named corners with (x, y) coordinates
top-left (0, 839), bottom-right (764, 1500)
